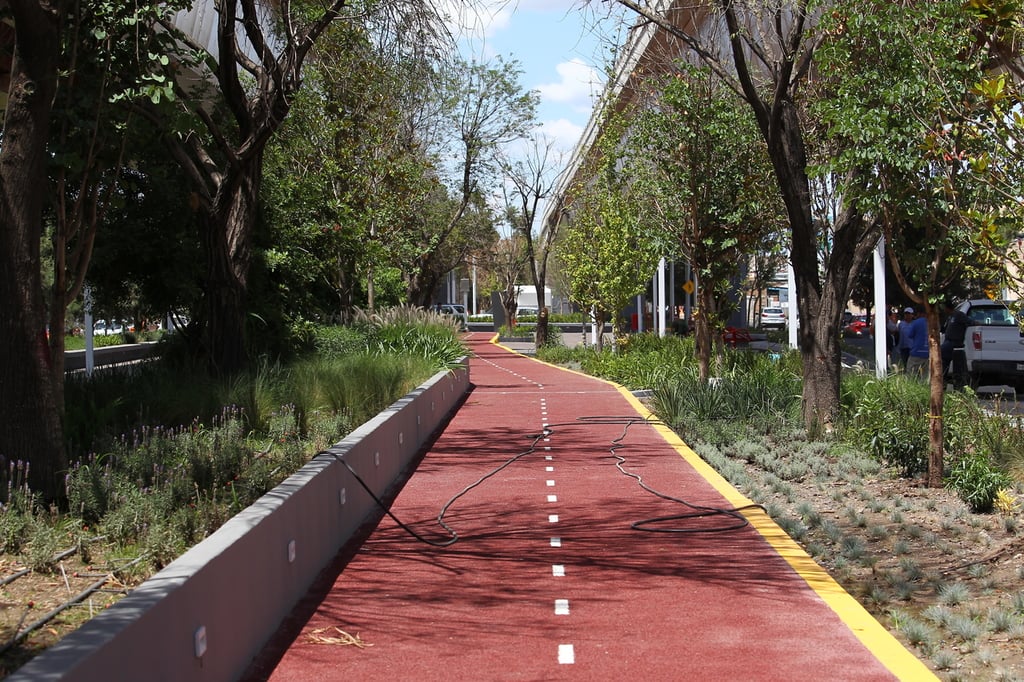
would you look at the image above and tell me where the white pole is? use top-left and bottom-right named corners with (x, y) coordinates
top-left (657, 257), bottom-right (667, 337)
top-left (84, 284), bottom-right (95, 376)
top-left (472, 260), bottom-right (478, 315)
top-left (787, 264), bottom-right (798, 349)
top-left (873, 236), bottom-right (888, 379)
top-left (636, 294), bottom-right (644, 333)
top-left (669, 261), bottom-right (676, 326)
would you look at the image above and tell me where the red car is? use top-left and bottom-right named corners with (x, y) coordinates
top-left (842, 316), bottom-right (872, 338)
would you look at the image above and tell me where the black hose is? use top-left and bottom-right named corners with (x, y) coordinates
top-left (331, 413), bottom-right (761, 547)
top-left (576, 415), bottom-right (763, 533)
top-left (331, 427), bottom-right (550, 548)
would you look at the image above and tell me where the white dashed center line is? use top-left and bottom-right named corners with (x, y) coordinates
top-left (539, 399), bottom-right (574, 667)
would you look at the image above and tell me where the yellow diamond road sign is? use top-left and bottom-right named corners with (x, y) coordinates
top-left (682, 280), bottom-right (695, 295)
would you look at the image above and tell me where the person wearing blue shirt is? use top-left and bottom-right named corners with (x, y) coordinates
top-left (897, 305), bottom-right (913, 366)
top-left (904, 309), bottom-right (929, 378)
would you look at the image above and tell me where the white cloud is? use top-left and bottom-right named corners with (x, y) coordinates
top-left (536, 58), bottom-right (602, 112)
top-left (440, 1), bottom-right (511, 41)
top-left (538, 117), bottom-right (585, 153)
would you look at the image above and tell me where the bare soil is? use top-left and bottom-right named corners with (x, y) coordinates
top-left (750, 471), bottom-right (1024, 681)
top-left (0, 551), bottom-right (138, 676)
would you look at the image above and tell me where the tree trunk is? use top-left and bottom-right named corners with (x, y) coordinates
top-left (924, 301), bottom-right (945, 487)
top-left (531, 265), bottom-right (550, 348)
top-left (695, 285), bottom-right (714, 383)
top-left (203, 154), bottom-right (262, 375)
top-left (800, 308), bottom-right (843, 435)
top-left (594, 310), bottom-right (607, 352)
top-left (0, 0), bottom-right (67, 501)
top-left (769, 107), bottom-right (877, 433)
top-left (405, 262), bottom-right (441, 308)
top-left (536, 306), bottom-right (549, 346)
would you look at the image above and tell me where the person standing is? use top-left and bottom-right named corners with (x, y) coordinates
top-left (897, 307), bottom-right (915, 369)
top-left (905, 308), bottom-right (929, 378)
top-left (885, 308), bottom-right (900, 367)
top-left (941, 299), bottom-right (969, 377)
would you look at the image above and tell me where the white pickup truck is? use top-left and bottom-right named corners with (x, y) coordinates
top-left (951, 299), bottom-right (1024, 387)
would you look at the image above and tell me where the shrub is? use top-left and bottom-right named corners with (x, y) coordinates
top-left (539, 323), bottom-right (562, 348)
top-left (649, 367), bottom-right (728, 426)
top-left (0, 503), bottom-right (34, 556)
top-left (647, 349), bottom-right (800, 433)
top-left (538, 333), bottom-right (695, 390)
top-left (946, 453), bottom-right (1013, 513)
top-left (310, 324), bottom-right (369, 357)
top-left (536, 344), bottom-right (576, 365)
top-left (994, 488), bottom-right (1021, 516)
top-left (357, 311), bottom-right (466, 369)
top-left (843, 376), bottom-right (929, 477)
top-left (945, 389), bottom-right (1024, 478)
top-left (25, 521), bottom-right (67, 574)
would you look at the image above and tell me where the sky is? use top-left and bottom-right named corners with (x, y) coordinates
top-left (445, 1), bottom-right (626, 155)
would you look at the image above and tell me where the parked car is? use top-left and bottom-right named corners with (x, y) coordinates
top-left (516, 307), bottom-right (538, 318)
top-left (842, 315), bottom-right (871, 338)
top-left (760, 307), bottom-right (786, 329)
top-left (430, 304), bottom-right (468, 329)
top-left (952, 299), bottom-right (1024, 387)
top-left (93, 320), bottom-right (123, 335)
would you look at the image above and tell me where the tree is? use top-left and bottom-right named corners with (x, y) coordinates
top-left (1, 0), bottom-right (202, 499)
top-left (149, 0), bottom-right (448, 373)
top-left (48, 0), bottom-right (191, 370)
top-left (952, 2), bottom-right (1024, 295)
top-left (814, 0), bottom-right (1014, 485)
top-left (559, 111), bottom-right (661, 351)
top-left (630, 64), bottom-right (785, 381)
top-left (402, 55), bottom-right (538, 305)
top-left (501, 135), bottom-right (562, 346)
top-left (0, 0), bottom-right (66, 500)
top-left (260, 21), bottom-right (438, 325)
top-left (613, 0), bottom-right (881, 432)
top-left (486, 233), bottom-right (529, 327)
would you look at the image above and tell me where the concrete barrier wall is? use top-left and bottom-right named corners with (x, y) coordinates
top-left (12, 360), bottom-right (470, 682)
top-left (64, 343), bottom-right (157, 371)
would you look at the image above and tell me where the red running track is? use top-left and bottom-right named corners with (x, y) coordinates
top-left (248, 334), bottom-right (934, 681)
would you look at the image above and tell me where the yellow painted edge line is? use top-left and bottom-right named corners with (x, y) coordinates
top-left (611, 387), bottom-right (937, 681)
top-left (484, 337), bottom-right (935, 681)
